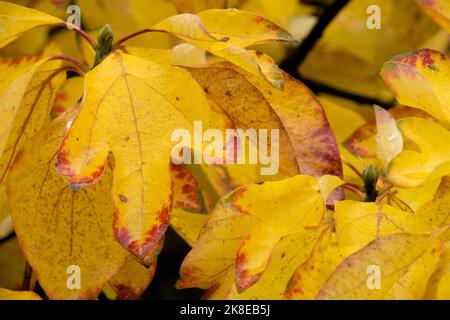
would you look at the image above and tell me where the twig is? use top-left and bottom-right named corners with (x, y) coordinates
top-left (115, 29), bottom-right (155, 48)
top-left (68, 24), bottom-right (97, 50)
top-left (280, 0), bottom-right (350, 71)
top-left (280, 0), bottom-right (393, 108)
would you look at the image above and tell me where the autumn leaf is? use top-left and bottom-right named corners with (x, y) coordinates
top-left (177, 174), bottom-right (344, 294)
top-left (388, 118), bottom-right (450, 188)
top-left (7, 109), bottom-right (128, 300)
top-left (0, 1), bottom-right (64, 49)
top-left (188, 62), bottom-right (343, 180)
top-left (123, 43), bottom-right (207, 68)
top-left (381, 49), bottom-right (450, 123)
top-left (317, 232), bottom-right (445, 300)
top-left (77, 0), bottom-right (177, 49)
top-left (169, 165), bottom-right (210, 246)
top-left (284, 230), bottom-right (357, 300)
top-left (56, 52), bottom-right (228, 262)
top-left (152, 9), bottom-right (296, 88)
top-left (334, 201), bottom-right (445, 249)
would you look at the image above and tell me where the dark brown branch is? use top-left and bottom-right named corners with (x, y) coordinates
top-left (280, 0), bottom-right (350, 71)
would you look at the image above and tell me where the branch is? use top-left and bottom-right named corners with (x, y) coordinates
top-left (280, 0), bottom-right (350, 71)
top-left (280, 0), bottom-right (394, 108)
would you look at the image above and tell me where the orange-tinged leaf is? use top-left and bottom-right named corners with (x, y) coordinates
top-left (189, 62), bottom-right (343, 180)
top-left (153, 9), bottom-right (295, 88)
top-left (0, 1), bottom-right (63, 49)
top-left (204, 226), bottom-right (329, 300)
top-left (0, 289), bottom-right (42, 300)
top-left (178, 174), bottom-right (343, 292)
top-left (416, 0), bottom-right (450, 33)
top-left (388, 118), bottom-right (450, 187)
top-left (318, 233), bottom-right (443, 300)
top-left (6, 109), bottom-right (128, 300)
top-left (381, 49), bottom-right (450, 123)
top-left (56, 52), bottom-right (226, 261)
top-left (169, 165), bottom-right (210, 246)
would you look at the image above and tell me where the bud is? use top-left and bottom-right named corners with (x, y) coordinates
top-left (363, 164), bottom-right (379, 202)
top-left (94, 24), bottom-right (114, 67)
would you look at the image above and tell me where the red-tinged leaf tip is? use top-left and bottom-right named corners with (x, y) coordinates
top-left (56, 150), bottom-right (106, 187)
top-left (344, 124), bottom-right (377, 158)
top-left (113, 203), bottom-right (171, 264)
top-left (222, 188), bottom-right (250, 214)
top-left (234, 250), bottom-right (260, 293)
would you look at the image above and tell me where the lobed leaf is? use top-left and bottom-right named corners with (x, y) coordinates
top-left (56, 52), bottom-right (228, 262)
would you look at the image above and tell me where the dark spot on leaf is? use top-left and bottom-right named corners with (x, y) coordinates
top-left (119, 195), bottom-right (128, 203)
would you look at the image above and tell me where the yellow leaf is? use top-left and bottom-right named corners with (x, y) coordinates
top-left (188, 62), bottom-right (343, 180)
top-left (388, 118), bottom-right (450, 187)
top-left (381, 49), bottom-right (450, 123)
top-left (55, 52), bottom-right (227, 262)
top-left (335, 201), bottom-right (444, 248)
top-left (284, 231), bottom-right (357, 300)
top-left (0, 289), bottom-right (42, 300)
top-left (7, 109), bottom-right (128, 300)
top-left (76, 0), bottom-right (176, 49)
top-left (123, 43), bottom-right (207, 67)
top-left (416, 0), bottom-right (450, 33)
top-left (178, 174), bottom-right (343, 293)
top-left (0, 1), bottom-right (63, 49)
top-left (318, 233), bottom-right (443, 300)
top-left (205, 226), bottom-right (329, 300)
top-left (153, 9), bottom-right (295, 88)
